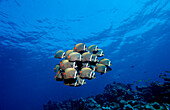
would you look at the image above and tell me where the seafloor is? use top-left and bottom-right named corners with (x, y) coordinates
top-left (44, 76), bottom-right (170, 110)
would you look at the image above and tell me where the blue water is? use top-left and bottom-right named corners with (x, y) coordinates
top-left (0, 0), bottom-right (170, 110)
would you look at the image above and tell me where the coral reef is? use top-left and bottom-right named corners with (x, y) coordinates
top-left (44, 77), bottom-right (170, 110)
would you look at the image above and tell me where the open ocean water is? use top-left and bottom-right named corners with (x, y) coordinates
top-left (0, 0), bottom-right (170, 110)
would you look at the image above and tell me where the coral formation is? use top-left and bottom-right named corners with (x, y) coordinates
top-left (44, 77), bottom-right (170, 110)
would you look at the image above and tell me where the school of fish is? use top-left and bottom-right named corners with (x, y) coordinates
top-left (54, 43), bottom-right (112, 87)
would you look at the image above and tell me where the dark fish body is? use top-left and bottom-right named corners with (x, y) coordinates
top-left (64, 78), bottom-right (78, 86)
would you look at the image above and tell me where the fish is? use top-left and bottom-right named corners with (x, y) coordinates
top-left (82, 62), bottom-right (89, 68)
top-left (82, 52), bottom-right (92, 62)
top-left (60, 60), bottom-right (76, 70)
top-left (74, 43), bottom-right (86, 52)
top-left (55, 70), bottom-right (63, 81)
top-left (65, 50), bottom-right (74, 59)
top-left (93, 49), bottom-right (104, 57)
top-left (53, 43), bottom-right (112, 86)
top-left (87, 45), bottom-right (98, 52)
top-left (60, 60), bottom-right (66, 68)
top-left (54, 64), bottom-right (60, 72)
top-left (95, 64), bottom-right (107, 74)
top-left (89, 65), bottom-right (96, 71)
top-left (77, 76), bottom-right (86, 86)
top-left (63, 68), bottom-right (77, 79)
top-left (99, 58), bottom-right (111, 66)
top-left (79, 67), bottom-right (95, 79)
top-left (64, 76), bottom-right (86, 87)
top-left (91, 54), bottom-right (98, 62)
top-left (68, 52), bottom-right (81, 62)
top-left (64, 78), bottom-right (78, 86)
top-left (89, 55), bottom-right (99, 66)
top-left (54, 50), bottom-right (65, 59)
